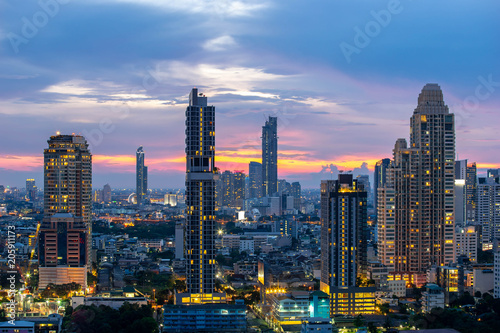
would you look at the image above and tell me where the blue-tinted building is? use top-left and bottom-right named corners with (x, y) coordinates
top-left (309, 291), bottom-right (330, 319)
top-left (163, 302), bottom-right (247, 332)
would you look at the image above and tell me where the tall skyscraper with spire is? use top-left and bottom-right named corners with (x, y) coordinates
top-left (377, 84), bottom-right (455, 287)
top-left (181, 87), bottom-right (225, 303)
top-left (136, 146), bottom-right (148, 204)
top-left (262, 116), bottom-right (278, 196)
top-left (39, 134), bottom-right (91, 288)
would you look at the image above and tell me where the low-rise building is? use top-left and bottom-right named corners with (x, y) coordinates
top-left (163, 302), bottom-right (246, 332)
top-left (0, 321), bottom-right (35, 333)
top-left (473, 267), bottom-right (494, 296)
top-left (301, 317), bottom-right (334, 333)
top-left (388, 280), bottom-right (406, 297)
top-left (421, 284), bottom-right (445, 313)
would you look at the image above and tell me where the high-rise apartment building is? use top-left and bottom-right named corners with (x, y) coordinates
top-left (262, 116), bottom-right (278, 196)
top-left (136, 146), bottom-right (148, 204)
top-left (466, 162), bottom-right (477, 223)
top-left (377, 84), bottom-right (455, 287)
top-left (39, 134), bottom-right (92, 288)
top-left (219, 170), bottom-right (245, 209)
top-left (374, 158), bottom-right (391, 212)
top-left (181, 88), bottom-right (224, 304)
top-left (320, 174), bottom-right (375, 315)
top-left (477, 177), bottom-right (500, 250)
top-left (248, 161), bottom-right (263, 199)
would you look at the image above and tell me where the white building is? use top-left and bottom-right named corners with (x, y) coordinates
top-left (421, 284), bottom-right (445, 313)
top-left (175, 221), bottom-right (184, 259)
top-left (301, 317), bottom-right (333, 333)
top-left (455, 226), bottom-right (478, 263)
top-left (388, 279), bottom-right (406, 297)
top-left (473, 268), bottom-right (494, 296)
top-left (239, 238), bottom-right (254, 254)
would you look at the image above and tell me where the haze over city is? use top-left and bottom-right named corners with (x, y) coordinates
top-left (1, 0), bottom-right (499, 188)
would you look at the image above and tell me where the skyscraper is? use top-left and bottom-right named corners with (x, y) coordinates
top-left (182, 88), bottom-right (223, 303)
top-left (262, 116), bottom-right (278, 196)
top-left (39, 134), bottom-right (92, 288)
top-left (320, 174), bottom-right (375, 315)
top-left (248, 161), bottom-right (263, 199)
top-left (26, 178), bottom-right (37, 201)
top-left (466, 162), bottom-right (477, 223)
top-left (374, 158), bottom-right (390, 211)
top-left (377, 84), bottom-right (455, 287)
top-left (136, 146), bottom-right (148, 205)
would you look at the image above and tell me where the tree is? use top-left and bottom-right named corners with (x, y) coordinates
top-left (353, 314), bottom-right (365, 327)
top-left (378, 302), bottom-right (390, 315)
top-left (383, 316), bottom-right (392, 329)
top-left (367, 322), bottom-right (378, 333)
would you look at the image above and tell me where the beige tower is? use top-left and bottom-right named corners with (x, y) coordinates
top-left (378, 84), bottom-right (455, 287)
top-left (39, 134), bottom-right (92, 288)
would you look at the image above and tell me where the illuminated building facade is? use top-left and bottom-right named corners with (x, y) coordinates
top-left (136, 146), bottom-right (148, 204)
top-left (320, 174), bottom-right (375, 315)
top-left (262, 116), bottom-right (278, 196)
top-left (181, 88), bottom-right (225, 303)
top-left (39, 134), bottom-right (92, 288)
top-left (378, 84), bottom-right (455, 287)
top-left (38, 213), bottom-right (87, 288)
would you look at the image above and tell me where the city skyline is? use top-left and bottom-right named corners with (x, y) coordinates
top-left (1, 1), bottom-right (499, 189)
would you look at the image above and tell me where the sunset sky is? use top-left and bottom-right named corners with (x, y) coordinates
top-left (1, 0), bottom-right (499, 188)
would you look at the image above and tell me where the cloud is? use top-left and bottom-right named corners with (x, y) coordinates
top-left (101, 0), bottom-right (269, 17)
top-left (202, 35), bottom-right (237, 52)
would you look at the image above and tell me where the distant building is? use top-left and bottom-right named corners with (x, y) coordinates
top-left (262, 116), bottom-right (278, 196)
top-left (249, 161), bottom-right (263, 199)
top-left (26, 178), bottom-right (37, 201)
top-left (102, 184), bottom-right (112, 203)
top-left (136, 146), bottom-right (148, 205)
top-left (273, 217), bottom-right (298, 239)
top-left (164, 193), bottom-right (177, 206)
